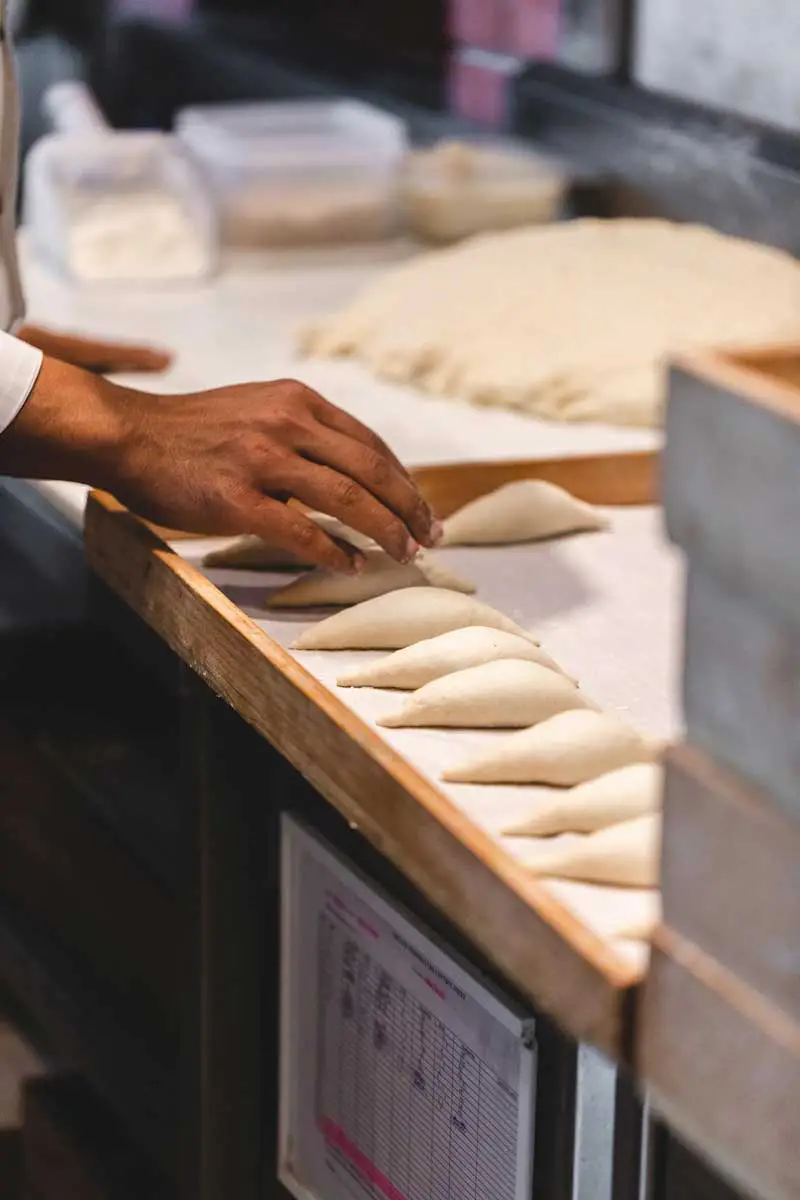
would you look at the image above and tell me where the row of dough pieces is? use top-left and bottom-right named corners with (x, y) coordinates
top-left (204, 481), bottom-right (663, 936)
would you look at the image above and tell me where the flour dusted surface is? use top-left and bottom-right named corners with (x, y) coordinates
top-left (301, 219), bottom-right (800, 427)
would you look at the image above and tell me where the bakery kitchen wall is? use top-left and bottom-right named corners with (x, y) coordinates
top-left (634, 0), bottom-right (800, 132)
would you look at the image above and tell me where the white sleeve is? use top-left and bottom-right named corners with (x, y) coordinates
top-left (0, 328), bottom-right (42, 436)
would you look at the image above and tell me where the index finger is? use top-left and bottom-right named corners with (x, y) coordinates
top-left (307, 389), bottom-right (413, 477)
top-left (308, 394), bottom-right (441, 531)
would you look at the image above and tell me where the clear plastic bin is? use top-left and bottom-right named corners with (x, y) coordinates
top-left (401, 137), bottom-right (568, 244)
top-left (23, 131), bottom-right (218, 283)
top-left (175, 99), bottom-right (408, 248)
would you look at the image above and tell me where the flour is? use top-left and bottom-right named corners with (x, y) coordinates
top-left (65, 190), bottom-right (210, 282)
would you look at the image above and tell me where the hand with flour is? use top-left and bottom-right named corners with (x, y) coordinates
top-left (0, 357), bottom-right (440, 571)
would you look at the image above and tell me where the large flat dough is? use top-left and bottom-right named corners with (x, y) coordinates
top-left (379, 659), bottom-right (588, 729)
top-left (300, 219), bottom-right (800, 427)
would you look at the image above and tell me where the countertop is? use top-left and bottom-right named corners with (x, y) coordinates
top-left (18, 237), bottom-right (658, 528)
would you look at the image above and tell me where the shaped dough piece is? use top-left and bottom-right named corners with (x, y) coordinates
top-left (337, 626), bottom-right (570, 689)
top-left (204, 512), bottom-right (371, 570)
top-left (440, 480), bottom-right (608, 547)
top-left (267, 549), bottom-right (474, 609)
top-left (509, 814), bottom-right (662, 887)
top-left (379, 659), bottom-right (588, 729)
top-left (442, 710), bottom-right (663, 785)
top-left (611, 939), bottom-right (651, 973)
top-left (503, 762), bottom-right (664, 837)
top-left (293, 588), bottom-right (539, 651)
top-left (544, 879), bottom-right (661, 941)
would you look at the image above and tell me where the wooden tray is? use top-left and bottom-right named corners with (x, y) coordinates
top-left (84, 450), bottom-right (658, 1059)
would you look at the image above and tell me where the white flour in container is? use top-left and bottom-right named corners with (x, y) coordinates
top-left (65, 189), bottom-right (210, 282)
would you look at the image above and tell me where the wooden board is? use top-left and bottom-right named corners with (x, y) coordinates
top-left (664, 344), bottom-right (800, 626)
top-left (638, 926), bottom-right (800, 1200)
top-left (662, 744), bottom-right (800, 1021)
top-left (83, 451), bottom-right (658, 1058)
top-left (682, 565), bottom-right (800, 820)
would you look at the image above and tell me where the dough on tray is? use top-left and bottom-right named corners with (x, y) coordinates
top-left (204, 513), bottom-right (370, 570)
top-left (544, 878), bottom-right (661, 941)
top-left (379, 659), bottom-right (589, 729)
top-left (267, 549), bottom-right (474, 609)
top-left (503, 762), bottom-right (664, 837)
top-left (299, 219), bottom-right (800, 427)
top-left (440, 480), bottom-right (608, 547)
top-left (442, 709), bottom-right (663, 785)
top-left (509, 814), bottom-right (662, 887)
top-left (611, 939), bottom-right (651, 973)
top-left (292, 588), bottom-right (538, 651)
top-left (337, 626), bottom-right (569, 689)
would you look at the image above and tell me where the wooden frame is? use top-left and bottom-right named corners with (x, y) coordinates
top-left (84, 451), bottom-right (657, 1058)
top-left (638, 927), bottom-right (800, 1200)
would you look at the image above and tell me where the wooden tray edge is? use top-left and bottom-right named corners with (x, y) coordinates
top-left (674, 343), bottom-right (800, 421)
top-left (84, 490), bottom-right (644, 1059)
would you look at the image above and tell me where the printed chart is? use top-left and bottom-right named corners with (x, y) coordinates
top-left (280, 818), bottom-right (537, 1200)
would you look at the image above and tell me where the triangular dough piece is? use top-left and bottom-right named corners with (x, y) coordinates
top-left (508, 814), bottom-right (662, 887)
top-left (379, 660), bottom-right (588, 729)
top-left (544, 878), bottom-right (661, 940)
top-left (503, 762), bottom-right (664, 837)
top-left (267, 550), bottom-right (474, 609)
top-left (611, 939), bottom-right (651, 973)
top-left (204, 513), bottom-right (371, 570)
top-left (337, 626), bottom-right (570, 689)
top-left (292, 588), bottom-right (539, 651)
top-left (440, 480), bottom-right (609, 547)
top-left (442, 710), bottom-right (663, 785)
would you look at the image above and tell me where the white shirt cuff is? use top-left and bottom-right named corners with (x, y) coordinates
top-left (0, 329), bottom-right (43, 437)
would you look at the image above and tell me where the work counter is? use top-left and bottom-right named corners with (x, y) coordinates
top-left (3, 240), bottom-right (792, 1200)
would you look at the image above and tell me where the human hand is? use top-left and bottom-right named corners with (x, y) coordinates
top-left (3, 360), bottom-right (441, 573)
top-left (17, 324), bottom-right (172, 375)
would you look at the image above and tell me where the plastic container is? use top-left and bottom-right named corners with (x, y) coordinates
top-left (401, 137), bottom-right (568, 243)
top-left (24, 132), bottom-right (217, 283)
top-left (25, 83), bottom-right (217, 284)
top-left (175, 99), bottom-right (408, 248)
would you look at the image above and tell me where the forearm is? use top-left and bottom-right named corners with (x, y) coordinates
top-left (0, 355), bottom-right (131, 488)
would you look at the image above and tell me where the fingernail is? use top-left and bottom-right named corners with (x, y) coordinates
top-left (429, 518), bottom-right (445, 545)
top-left (350, 553), bottom-right (366, 574)
top-left (404, 537), bottom-right (420, 563)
